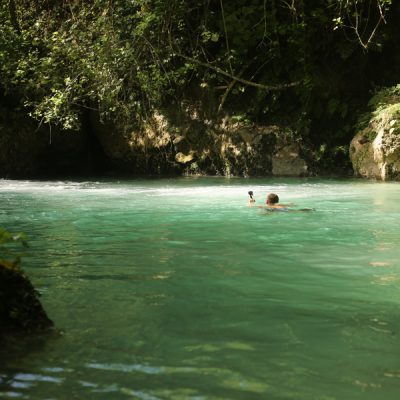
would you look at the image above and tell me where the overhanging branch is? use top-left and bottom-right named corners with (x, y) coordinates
top-left (177, 53), bottom-right (301, 91)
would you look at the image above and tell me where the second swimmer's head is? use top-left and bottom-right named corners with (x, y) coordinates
top-left (266, 193), bottom-right (279, 205)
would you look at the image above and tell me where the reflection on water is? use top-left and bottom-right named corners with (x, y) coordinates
top-left (1, 177), bottom-right (400, 399)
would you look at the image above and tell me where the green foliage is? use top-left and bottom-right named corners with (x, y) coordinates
top-left (1, 1), bottom-right (178, 128)
top-left (0, 227), bottom-right (28, 269)
top-left (0, 0), bottom-right (309, 128)
top-left (0, 0), bottom-right (397, 147)
top-left (368, 84), bottom-right (400, 110)
top-left (230, 113), bottom-right (253, 127)
top-left (356, 84), bottom-right (400, 132)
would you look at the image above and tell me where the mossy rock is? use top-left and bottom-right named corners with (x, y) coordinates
top-left (0, 263), bottom-right (54, 337)
top-left (350, 85), bottom-right (400, 180)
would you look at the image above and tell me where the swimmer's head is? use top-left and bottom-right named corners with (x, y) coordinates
top-left (266, 193), bottom-right (279, 205)
top-left (248, 191), bottom-right (253, 198)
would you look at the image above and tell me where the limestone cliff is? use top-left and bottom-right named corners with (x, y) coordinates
top-left (90, 105), bottom-right (310, 177)
top-left (350, 87), bottom-right (400, 181)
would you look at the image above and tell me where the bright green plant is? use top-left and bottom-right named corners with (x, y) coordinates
top-left (0, 228), bottom-right (28, 269)
top-left (356, 84), bottom-right (400, 132)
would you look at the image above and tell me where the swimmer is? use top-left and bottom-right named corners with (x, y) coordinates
top-left (264, 193), bottom-right (293, 209)
top-left (261, 192), bottom-right (314, 212)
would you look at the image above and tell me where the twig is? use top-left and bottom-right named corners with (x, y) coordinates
top-left (219, 0), bottom-right (233, 76)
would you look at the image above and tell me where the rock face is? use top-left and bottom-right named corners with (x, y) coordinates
top-left (1, 98), bottom-right (312, 177)
top-left (272, 135), bottom-right (308, 176)
top-left (0, 263), bottom-right (54, 337)
top-left (90, 108), bottom-right (311, 177)
top-left (350, 105), bottom-right (400, 180)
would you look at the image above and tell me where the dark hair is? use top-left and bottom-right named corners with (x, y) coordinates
top-left (248, 191), bottom-right (253, 197)
top-left (266, 193), bottom-right (279, 205)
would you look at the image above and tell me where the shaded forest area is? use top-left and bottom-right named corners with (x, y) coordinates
top-left (1, 0), bottom-right (399, 176)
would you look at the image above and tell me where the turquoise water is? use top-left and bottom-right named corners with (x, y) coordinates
top-left (1, 177), bottom-right (400, 400)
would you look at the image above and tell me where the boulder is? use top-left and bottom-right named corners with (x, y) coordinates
top-left (0, 263), bottom-right (54, 337)
top-left (350, 110), bottom-right (400, 181)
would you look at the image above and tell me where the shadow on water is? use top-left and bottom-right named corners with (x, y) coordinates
top-left (0, 332), bottom-right (62, 396)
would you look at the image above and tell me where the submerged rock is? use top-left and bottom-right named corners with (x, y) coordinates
top-left (0, 263), bottom-right (54, 338)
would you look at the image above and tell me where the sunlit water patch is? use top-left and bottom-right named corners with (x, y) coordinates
top-left (1, 177), bottom-right (400, 399)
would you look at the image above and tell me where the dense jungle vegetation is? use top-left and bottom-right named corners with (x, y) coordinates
top-left (0, 0), bottom-right (399, 174)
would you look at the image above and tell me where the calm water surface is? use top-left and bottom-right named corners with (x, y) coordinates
top-left (1, 177), bottom-right (400, 400)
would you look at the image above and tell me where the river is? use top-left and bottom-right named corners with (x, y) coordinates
top-left (1, 177), bottom-right (400, 399)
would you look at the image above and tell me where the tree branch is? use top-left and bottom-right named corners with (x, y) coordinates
top-left (177, 53), bottom-right (301, 91)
